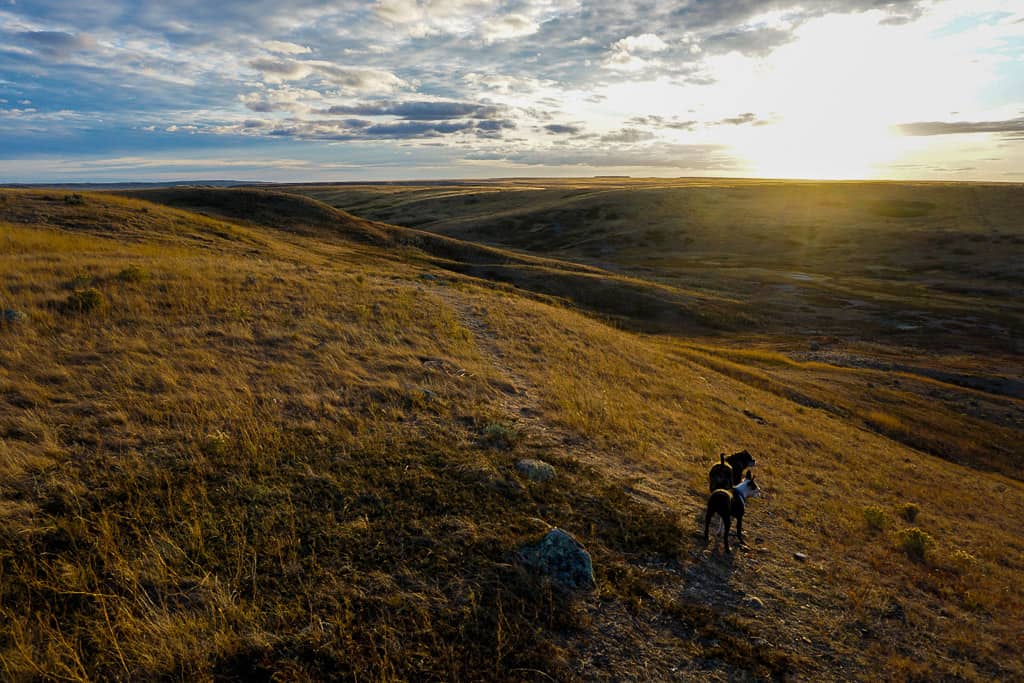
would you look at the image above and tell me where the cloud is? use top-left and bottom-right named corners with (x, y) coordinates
top-left (262, 40), bottom-right (311, 55)
top-left (249, 57), bottom-right (314, 82)
top-left (896, 117), bottom-right (1024, 136)
top-left (310, 62), bottom-right (407, 91)
top-left (604, 33), bottom-right (669, 72)
top-left (222, 115), bottom-right (517, 141)
top-left (482, 13), bottom-right (540, 42)
top-left (627, 115), bottom-right (698, 131)
top-left (600, 127), bottom-right (655, 143)
top-left (248, 58), bottom-right (406, 92)
top-left (612, 33), bottom-right (669, 54)
top-left (11, 30), bottom-right (96, 57)
top-left (240, 87), bottom-right (323, 113)
top-left (544, 123), bottom-right (584, 135)
top-left (324, 100), bottom-right (505, 120)
top-left (703, 27), bottom-right (795, 56)
top-left (711, 112), bottom-right (769, 126)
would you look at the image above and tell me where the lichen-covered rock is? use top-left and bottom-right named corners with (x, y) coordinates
top-left (515, 458), bottom-right (555, 482)
top-left (518, 528), bottom-right (595, 590)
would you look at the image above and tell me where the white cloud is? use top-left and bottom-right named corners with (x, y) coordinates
top-left (603, 32), bottom-right (669, 71)
top-left (261, 40), bottom-right (311, 55)
top-left (482, 14), bottom-right (539, 43)
top-left (612, 33), bottom-right (668, 53)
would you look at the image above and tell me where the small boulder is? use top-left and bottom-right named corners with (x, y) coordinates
top-left (742, 596), bottom-right (765, 610)
top-left (793, 552), bottom-right (808, 562)
top-left (515, 458), bottom-right (555, 482)
top-left (518, 528), bottom-right (595, 590)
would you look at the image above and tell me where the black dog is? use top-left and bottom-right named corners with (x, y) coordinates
top-left (708, 453), bottom-right (733, 492)
top-left (707, 449), bottom-right (757, 492)
top-left (704, 471), bottom-right (761, 553)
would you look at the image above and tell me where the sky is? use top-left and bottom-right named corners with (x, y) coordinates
top-left (1, 0), bottom-right (1023, 182)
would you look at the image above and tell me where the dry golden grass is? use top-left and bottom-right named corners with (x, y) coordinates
top-left (1, 187), bottom-right (1021, 681)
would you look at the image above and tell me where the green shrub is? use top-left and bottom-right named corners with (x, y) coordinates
top-left (481, 421), bottom-right (520, 450)
top-left (898, 502), bottom-right (920, 523)
top-left (863, 506), bottom-right (887, 532)
top-left (63, 193), bottom-right (85, 205)
top-left (62, 287), bottom-right (104, 314)
top-left (899, 527), bottom-right (934, 561)
top-left (949, 548), bottom-right (977, 573)
top-left (116, 265), bottom-right (151, 283)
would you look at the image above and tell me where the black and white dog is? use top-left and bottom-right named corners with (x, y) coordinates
top-left (708, 449), bottom-right (757, 492)
top-left (704, 471), bottom-right (761, 553)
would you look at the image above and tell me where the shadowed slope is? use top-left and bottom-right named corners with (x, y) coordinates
top-left (130, 187), bottom-right (747, 333)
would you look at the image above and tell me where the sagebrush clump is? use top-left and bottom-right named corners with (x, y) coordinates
top-left (898, 502), bottom-right (920, 523)
top-left (899, 527), bottom-right (934, 561)
top-left (62, 287), bottom-right (105, 313)
top-left (863, 506), bottom-right (887, 532)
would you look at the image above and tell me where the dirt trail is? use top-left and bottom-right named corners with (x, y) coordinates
top-left (430, 283), bottom-right (690, 514)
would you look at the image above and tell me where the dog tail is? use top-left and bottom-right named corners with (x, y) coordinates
top-left (719, 453), bottom-right (725, 465)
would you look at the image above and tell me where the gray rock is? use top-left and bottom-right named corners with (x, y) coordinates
top-left (418, 273), bottom-right (439, 281)
top-left (794, 552), bottom-right (808, 561)
top-left (518, 528), bottom-right (595, 590)
top-left (2, 309), bottom-right (26, 324)
top-left (515, 458), bottom-right (555, 482)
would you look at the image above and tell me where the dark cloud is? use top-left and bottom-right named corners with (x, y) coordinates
top-left (244, 116), bottom-right (518, 141)
top-left (627, 115), bottom-right (698, 131)
top-left (896, 117), bottom-right (1024, 136)
top-left (703, 27), bottom-right (795, 57)
top-left (544, 123), bottom-right (584, 135)
top-left (711, 112), bottom-right (769, 126)
top-left (324, 100), bottom-right (505, 120)
top-left (600, 128), bottom-right (654, 143)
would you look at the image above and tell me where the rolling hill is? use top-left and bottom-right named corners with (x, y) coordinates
top-left (1, 186), bottom-right (1022, 681)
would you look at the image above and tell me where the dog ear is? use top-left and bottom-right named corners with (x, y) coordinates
top-left (746, 470), bottom-right (753, 481)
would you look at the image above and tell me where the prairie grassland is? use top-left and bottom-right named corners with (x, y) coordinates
top-left (0, 188), bottom-right (1021, 681)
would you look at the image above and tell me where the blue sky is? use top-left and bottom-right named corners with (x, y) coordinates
top-left (1, 0), bottom-right (1022, 182)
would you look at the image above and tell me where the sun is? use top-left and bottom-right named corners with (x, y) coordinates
top-left (734, 117), bottom-right (905, 180)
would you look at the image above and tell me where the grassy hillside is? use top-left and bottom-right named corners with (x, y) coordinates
top-left (292, 179), bottom-right (1024, 354)
top-left (1, 188), bottom-right (1022, 681)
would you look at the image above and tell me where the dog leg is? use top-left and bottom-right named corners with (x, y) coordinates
top-left (723, 514), bottom-right (732, 553)
top-left (736, 515), bottom-right (744, 546)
